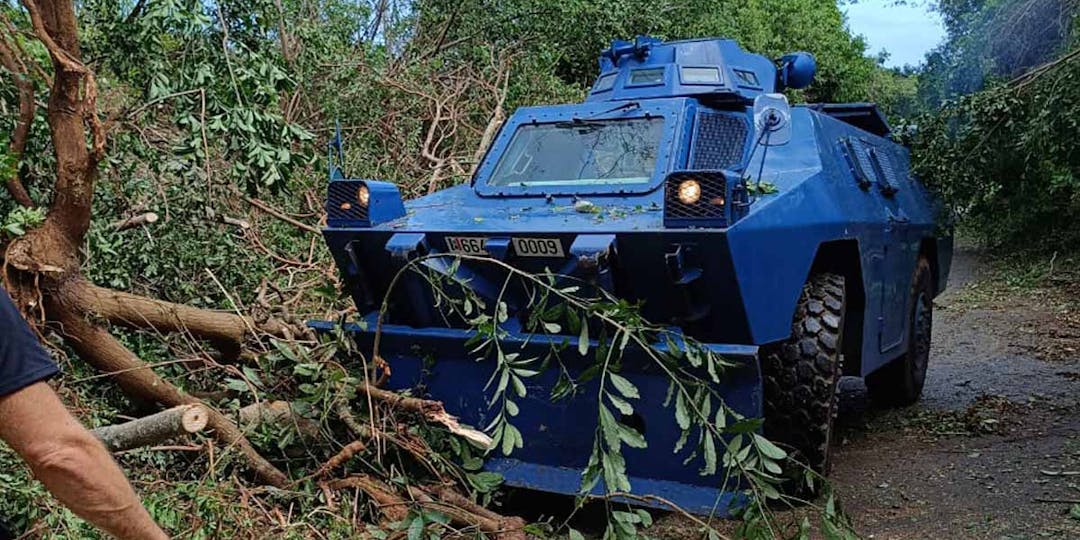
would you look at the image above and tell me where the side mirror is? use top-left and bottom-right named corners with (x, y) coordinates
top-left (778, 52), bottom-right (817, 90)
top-left (753, 93), bottom-right (792, 146)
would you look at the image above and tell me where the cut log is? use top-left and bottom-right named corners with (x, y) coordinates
top-left (92, 404), bottom-right (209, 452)
top-left (111, 212), bottom-right (159, 231)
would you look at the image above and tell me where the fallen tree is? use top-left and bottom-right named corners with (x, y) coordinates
top-left (0, 0), bottom-right (295, 487)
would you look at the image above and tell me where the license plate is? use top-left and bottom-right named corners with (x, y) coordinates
top-left (445, 236), bottom-right (487, 255)
top-left (512, 237), bottom-right (565, 258)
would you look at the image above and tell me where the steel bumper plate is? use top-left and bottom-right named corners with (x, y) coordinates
top-left (309, 319), bottom-right (762, 516)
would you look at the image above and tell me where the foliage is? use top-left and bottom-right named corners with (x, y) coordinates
top-left (417, 0), bottom-right (881, 103)
top-left (908, 0), bottom-right (1080, 249)
top-left (920, 0), bottom-right (1078, 107)
top-left (2, 205), bottom-right (45, 237)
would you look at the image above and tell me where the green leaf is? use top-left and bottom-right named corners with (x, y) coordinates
top-left (578, 322), bottom-right (590, 356)
top-left (501, 424), bottom-right (522, 455)
top-left (685, 345), bottom-right (702, 368)
top-left (568, 529), bottom-right (586, 540)
top-left (407, 516), bottom-right (424, 540)
top-left (607, 392), bottom-right (634, 415)
top-left (760, 482), bottom-right (781, 500)
top-left (543, 322), bottom-right (561, 333)
top-left (467, 471), bottom-right (503, 493)
top-left (505, 399), bottom-right (519, 417)
top-left (272, 339), bottom-right (299, 362)
top-left (753, 434), bottom-right (788, 460)
top-left (609, 373), bottom-right (640, 400)
top-left (714, 407), bottom-right (727, 430)
top-left (598, 405), bottom-right (621, 450)
top-left (674, 390), bottom-right (691, 431)
top-left (702, 433), bottom-right (717, 475)
top-left (616, 423), bottom-right (647, 449)
top-left (706, 350), bottom-right (721, 382)
top-left (1071, 504), bottom-right (1080, 521)
top-left (511, 375), bottom-right (527, 398)
top-left (634, 509), bottom-right (653, 527)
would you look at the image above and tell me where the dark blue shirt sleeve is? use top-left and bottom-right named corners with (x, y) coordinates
top-left (0, 285), bottom-right (58, 397)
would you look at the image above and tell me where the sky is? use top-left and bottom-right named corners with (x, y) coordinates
top-left (843, 0), bottom-right (947, 68)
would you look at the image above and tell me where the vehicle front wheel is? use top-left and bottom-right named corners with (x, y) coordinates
top-left (762, 273), bottom-right (846, 476)
top-left (866, 256), bottom-right (933, 407)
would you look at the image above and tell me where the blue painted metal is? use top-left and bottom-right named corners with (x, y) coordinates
top-left (315, 36), bottom-right (954, 514)
top-left (778, 52), bottom-right (817, 90)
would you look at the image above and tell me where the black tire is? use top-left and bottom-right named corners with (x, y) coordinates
top-left (762, 273), bottom-right (846, 475)
top-left (866, 256), bottom-right (933, 407)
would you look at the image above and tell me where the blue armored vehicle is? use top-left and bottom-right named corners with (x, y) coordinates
top-left (317, 36), bottom-right (952, 514)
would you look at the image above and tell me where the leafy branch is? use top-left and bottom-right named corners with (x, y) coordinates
top-left (372, 252), bottom-right (858, 539)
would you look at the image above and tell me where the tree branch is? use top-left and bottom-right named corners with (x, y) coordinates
top-left (0, 31), bottom-right (36, 207)
top-left (48, 301), bottom-right (289, 487)
top-left (361, 384), bottom-right (492, 449)
top-left (22, 0), bottom-right (98, 244)
top-left (62, 279), bottom-right (291, 352)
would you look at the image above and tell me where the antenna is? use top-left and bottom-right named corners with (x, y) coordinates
top-left (328, 120), bottom-right (345, 180)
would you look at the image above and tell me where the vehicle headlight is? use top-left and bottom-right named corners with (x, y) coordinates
top-left (357, 184), bottom-right (370, 207)
top-left (677, 179), bottom-right (702, 205)
top-left (663, 171), bottom-right (733, 228)
top-left (326, 179), bottom-right (405, 228)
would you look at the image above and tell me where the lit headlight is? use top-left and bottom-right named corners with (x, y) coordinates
top-left (677, 179), bottom-right (702, 204)
top-left (357, 184), bottom-right (370, 207)
top-left (663, 171), bottom-right (733, 228)
top-left (326, 179), bottom-right (405, 228)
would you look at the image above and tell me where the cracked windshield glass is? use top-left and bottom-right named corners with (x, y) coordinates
top-left (488, 117), bottom-right (664, 187)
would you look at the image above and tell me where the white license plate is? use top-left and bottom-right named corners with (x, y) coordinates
top-left (512, 237), bottom-right (565, 258)
top-left (445, 236), bottom-right (487, 255)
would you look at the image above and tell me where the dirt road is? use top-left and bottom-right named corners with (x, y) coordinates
top-left (830, 248), bottom-right (1080, 538)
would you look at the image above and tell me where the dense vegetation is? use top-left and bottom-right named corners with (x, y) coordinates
top-left (0, 0), bottom-right (1075, 537)
top-left (910, 0), bottom-right (1080, 248)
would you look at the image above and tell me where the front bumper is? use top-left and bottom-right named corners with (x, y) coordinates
top-left (309, 318), bottom-right (762, 516)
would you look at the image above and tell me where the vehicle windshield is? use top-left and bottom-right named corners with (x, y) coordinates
top-left (488, 117), bottom-right (665, 187)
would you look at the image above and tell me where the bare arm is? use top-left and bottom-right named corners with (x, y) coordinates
top-left (0, 381), bottom-right (169, 540)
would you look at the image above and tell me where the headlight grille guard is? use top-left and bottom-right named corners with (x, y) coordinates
top-left (325, 179), bottom-right (405, 228)
top-left (662, 169), bottom-right (747, 228)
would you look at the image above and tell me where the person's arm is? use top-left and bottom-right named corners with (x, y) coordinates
top-left (0, 381), bottom-right (169, 540)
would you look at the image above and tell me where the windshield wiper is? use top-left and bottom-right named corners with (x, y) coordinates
top-left (555, 101), bottom-right (643, 130)
top-left (553, 118), bottom-right (605, 130)
top-left (585, 100), bottom-right (640, 119)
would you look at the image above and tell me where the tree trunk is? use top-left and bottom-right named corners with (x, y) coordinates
top-left (61, 278), bottom-right (288, 350)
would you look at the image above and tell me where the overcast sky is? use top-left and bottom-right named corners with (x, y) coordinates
top-left (844, 0), bottom-right (946, 68)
